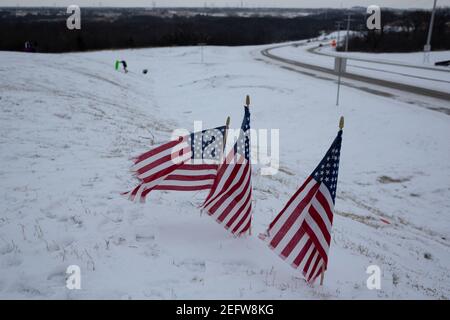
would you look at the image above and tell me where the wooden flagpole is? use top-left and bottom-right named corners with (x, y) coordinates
top-left (319, 264), bottom-right (325, 285)
top-left (222, 116), bottom-right (231, 161)
top-left (245, 95), bottom-right (251, 236)
top-left (320, 116), bottom-right (345, 285)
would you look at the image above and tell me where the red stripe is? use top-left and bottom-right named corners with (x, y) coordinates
top-left (136, 163), bottom-right (185, 200)
top-left (177, 164), bottom-right (218, 171)
top-left (316, 190), bottom-right (334, 224)
top-left (202, 151), bottom-right (236, 206)
top-left (232, 206), bottom-right (252, 235)
top-left (207, 158), bottom-right (241, 205)
top-left (136, 147), bottom-right (189, 176)
top-left (129, 184), bottom-right (141, 198)
top-left (209, 164), bottom-right (249, 216)
top-left (280, 226), bottom-right (306, 259)
top-left (292, 238), bottom-right (312, 268)
top-left (203, 161), bottom-right (243, 209)
top-left (308, 204), bottom-right (331, 245)
top-left (269, 176), bottom-right (313, 230)
top-left (302, 247), bottom-right (317, 275)
top-left (164, 174), bottom-right (216, 181)
top-left (153, 185), bottom-right (212, 191)
top-left (134, 138), bottom-right (182, 164)
top-left (307, 255), bottom-right (321, 282)
top-left (311, 259), bottom-right (325, 282)
top-left (302, 221), bottom-right (328, 265)
top-left (270, 181), bottom-right (319, 249)
top-left (225, 185), bottom-right (252, 229)
top-left (216, 165), bottom-right (250, 222)
top-left (140, 163), bottom-right (183, 184)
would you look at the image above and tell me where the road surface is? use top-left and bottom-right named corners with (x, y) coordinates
top-left (260, 43), bottom-right (450, 103)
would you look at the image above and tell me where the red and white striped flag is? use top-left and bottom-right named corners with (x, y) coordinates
top-left (125, 126), bottom-right (227, 202)
top-left (201, 106), bottom-right (252, 236)
top-left (260, 127), bottom-right (343, 283)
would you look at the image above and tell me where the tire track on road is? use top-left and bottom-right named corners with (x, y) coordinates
top-left (260, 44), bottom-right (450, 105)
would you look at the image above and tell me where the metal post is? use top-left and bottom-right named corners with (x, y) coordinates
top-left (345, 13), bottom-right (351, 52)
top-left (198, 43), bottom-right (207, 64)
top-left (426, 0), bottom-right (438, 49)
top-left (336, 59), bottom-right (342, 106)
top-left (424, 0), bottom-right (438, 63)
top-left (336, 22), bottom-right (342, 49)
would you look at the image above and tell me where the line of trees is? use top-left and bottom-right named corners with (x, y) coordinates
top-left (342, 9), bottom-right (450, 52)
top-left (0, 9), bottom-right (344, 53)
top-left (1, 8), bottom-right (449, 53)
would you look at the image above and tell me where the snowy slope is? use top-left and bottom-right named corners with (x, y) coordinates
top-left (0, 44), bottom-right (449, 299)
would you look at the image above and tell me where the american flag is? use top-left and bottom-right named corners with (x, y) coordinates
top-left (201, 106), bottom-right (252, 236)
top-left (125, 126), bottom-right (227, 202)
top-left (260, 128), bottom-right (343, 283)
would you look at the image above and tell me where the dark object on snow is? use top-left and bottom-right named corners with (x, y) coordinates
top-left (435, 60), bottom-right (450, 67)
top-left (121, 60), bottom-right (128, 73)
top-left (24, 41), bottom-right (36, 53)
top-left (142, 69), bottom-right (148, 74)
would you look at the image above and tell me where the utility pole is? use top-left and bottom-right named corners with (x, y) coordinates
top-left (345, 13), bottom-right (352, 52)
top-left (335, 21), bottom-right (344, 106)
top-left (335, 21), bottom-right (342, 50)
top-left (198, 43), bottom-right (207, 64)
top-left (424, 0), bottom-right (438, 63)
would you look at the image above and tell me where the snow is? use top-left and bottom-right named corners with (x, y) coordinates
top-left (0, 42), bottom-right (450, 299)
top-left (320, 44), bottom-right (450, 68)
top-left (270, 41), bottom-right (450, 94)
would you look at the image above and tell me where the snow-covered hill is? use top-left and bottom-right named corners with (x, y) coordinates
top-left (0, 44), bottom-right (449, 299)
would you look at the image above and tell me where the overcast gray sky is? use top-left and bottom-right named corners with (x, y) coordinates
top-left (2, 0), bottom-right (449, 8)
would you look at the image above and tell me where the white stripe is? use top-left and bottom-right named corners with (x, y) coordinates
top-left (284, 231), bottom-right (308, 266)
top-left (272, 203), bottom-right (311, 257)
top-left (268, 179), bottom-right (317, 243)
top-left (318, 183), bottom-right (334, 215)
top-left (305, 214), bottom-right (330, 255)
top-left (157, 179), bottom-right (214, 187)
top-left (305, 251), bottom-right (320, 280)
top-left (134, 183), bottom-right (146, 202)
top-left (297, 239), bottom-right (314, 271)
top-left (137, 152), bottom-right (190, 180)
top-left (204, 162), bottom-right (235, 204)
top-left (168, 169), bottom-right (217, 177)
top-left (222, 172), bottom-right (251, 228)
top-left (310, 197), bottom-right (332, 233)
top-left (206, 154), bottom-right (244, 204)
top-left (205, 160), bottom-right (247, 212)
top-left (221, 170), bottom-right (252, 227)
top-left (312, 259), bottom-right (324, 281)
top-left (132, 141), bottom-right (186, 172)
top-left (233, 199), bottom-right (252, 235)
top-left (213, 166), bottom-right (251, 221)
top-left (135, 172), bottom-right (172, 196)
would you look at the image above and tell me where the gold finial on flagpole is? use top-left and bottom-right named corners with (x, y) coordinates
top-left (339, 116), bottom-right (345, 130)
top-left (220, 116), bottom-right (231, 164)
top-left (223, 116), bottom-right (231, 147)
top-left (245, 95), bottom-right (250, 108)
